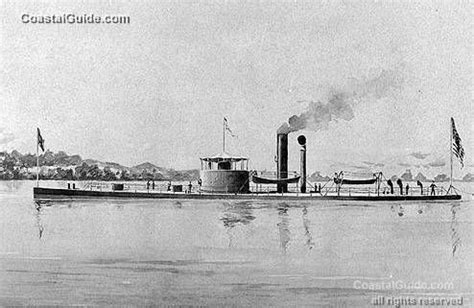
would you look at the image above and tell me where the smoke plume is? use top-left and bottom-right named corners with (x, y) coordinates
top-left (277, 69), bottom-right (403, 134)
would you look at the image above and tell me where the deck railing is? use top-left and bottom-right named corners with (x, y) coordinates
top-left (249, 183), bottom-right (447, 196)
top-left (76, 180), bottom-right (449, 196)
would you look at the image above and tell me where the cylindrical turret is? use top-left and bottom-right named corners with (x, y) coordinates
top-left (199, 154), bottom-right (250, 193)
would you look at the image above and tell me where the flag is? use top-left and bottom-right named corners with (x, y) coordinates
top-left (451, 118), bottom-right (464, 168)
top-left (37, 128), bottom-right (45, 152)
top-left (224, 117), bottom-right (236, 137)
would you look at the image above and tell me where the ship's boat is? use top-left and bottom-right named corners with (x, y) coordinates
top-left (333, 170), bottom-right (379, 184)
top-left (339, 178), bottom-right (377, 185)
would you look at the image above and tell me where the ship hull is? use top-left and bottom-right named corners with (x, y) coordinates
top-left (33, 187), bottom-right (461, 202)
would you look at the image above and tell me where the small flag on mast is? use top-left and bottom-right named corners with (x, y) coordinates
top-left (451, 118), bottom-right (464, 168)
top-left (37, 128), bottom-right (45, 152)
top-left (224, 117), bottom-right (236, 137)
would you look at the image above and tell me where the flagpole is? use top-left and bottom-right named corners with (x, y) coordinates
top-left (223, 118), bottom-right (226, 153)
top-left (449, 118), bottom-right (453, 192)
top-left (36, 135), bottom-right (39, 187)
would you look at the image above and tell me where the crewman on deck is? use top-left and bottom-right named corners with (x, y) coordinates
top-left (146, 180), bottom-right (150, 190)
top-left (167, 181), bottom-right (171, 191)
top-left (152, 180), bottom-right (155, 190)
top-left (334, 173), bottom-right (341, 194)
top-left (188, 181), bottom-right (193, 194)
top-left (405, 184), bottom-right (410, 195)
top-left (430, 181), bottom-right (437, 196)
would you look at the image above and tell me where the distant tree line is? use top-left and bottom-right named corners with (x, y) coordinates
top-left (0, 150), bottom-right (199, 181)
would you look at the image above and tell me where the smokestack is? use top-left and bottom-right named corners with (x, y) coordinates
top-left (298, 135), bottom-right (306, 193)
top-left (277, 133), bottom-right (288, 193)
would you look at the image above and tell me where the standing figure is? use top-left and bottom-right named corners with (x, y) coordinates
top-left (188, 181), bottom-right (193, 194)
top-left (334, 173), bottom-right (341, 195)
top-left (405, 184), bottom-right (410, 195)
top-left (167, 181), bottom-right (172, 191)
top-left (146, 180), bottom-right (150, 190)
top-left (152, 180), bottom-right (155, 190)
top-left (430, 181), bottom-right (437, 196)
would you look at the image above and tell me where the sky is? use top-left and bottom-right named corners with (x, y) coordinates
top-left (0, 0), bottom-right (472, 178)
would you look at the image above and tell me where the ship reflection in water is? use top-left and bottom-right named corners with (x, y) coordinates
top-left (302, 206), bottom-right (315, 250)
top-left (220, 202), bottom-right (314, 253)
top-left (451, 203), bottom-right (461, 256)
top-left (220, 201), bottom-right (256, 247)
top-left (34, 201), bottom-right (44, 239)
top-left (220, 202), bottom-right (256, 229)
top-left (1, 182), bottom-right (471, 307)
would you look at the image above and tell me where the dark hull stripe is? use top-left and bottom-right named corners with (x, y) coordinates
top-left (33, 187), bottom-right (462, 202)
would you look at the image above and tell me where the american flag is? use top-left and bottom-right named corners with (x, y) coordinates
top-left (224, 117), bottom-right (236, 137)
top-left (451, 118), bottom-right (464, 168)
top-left (37, 128), bottom-right (45, 152)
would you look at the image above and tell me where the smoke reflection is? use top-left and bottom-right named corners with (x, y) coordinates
top-left (277, 203), bottom-right (290, 253)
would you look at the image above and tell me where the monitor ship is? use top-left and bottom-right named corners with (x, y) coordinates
top-left (33, 121), bottom-right (462, 202)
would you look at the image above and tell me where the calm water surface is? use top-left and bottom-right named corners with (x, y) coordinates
top-left (0, 181), bottom-right (472, 307)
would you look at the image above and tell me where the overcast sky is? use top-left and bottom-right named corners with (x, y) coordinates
top-left (1, 0), bottom-right (472, 177)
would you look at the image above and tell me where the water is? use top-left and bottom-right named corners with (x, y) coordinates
top-left (1, 181), bottom-right (472, 307)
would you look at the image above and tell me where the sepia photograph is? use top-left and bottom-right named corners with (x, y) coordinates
top-left (0, 0), bottom-right (472, 306)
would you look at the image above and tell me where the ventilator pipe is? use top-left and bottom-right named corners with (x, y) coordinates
top-left (387, 179), bottom-right (394, 194)
top-left (396, 179), bottom-right (403, 195)
top-left (297, 135), bottom-right (306, 193)
top-left (417, 180), bottom-right (423, 195)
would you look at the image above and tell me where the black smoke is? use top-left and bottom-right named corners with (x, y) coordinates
top-left (277, 68), bottom-right (403, 134)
